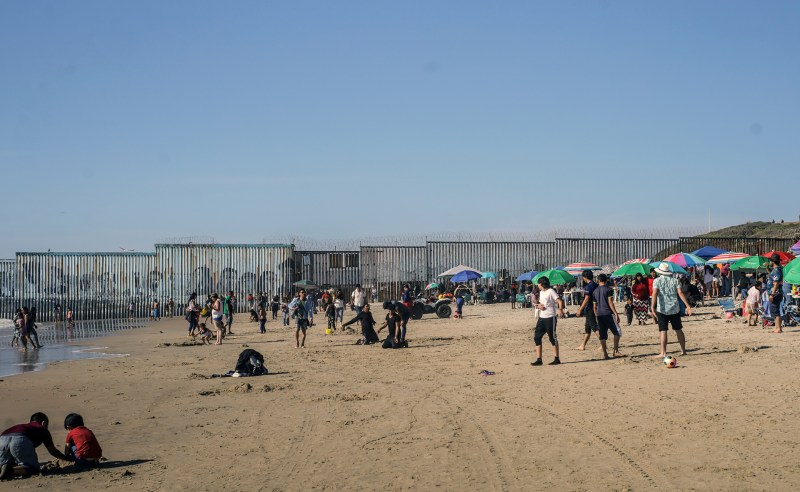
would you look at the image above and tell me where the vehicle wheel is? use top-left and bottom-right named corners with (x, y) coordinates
top-left (412, 304), bottom-right (424, 320)
top-left (436, 304), bottom-right (452, 318)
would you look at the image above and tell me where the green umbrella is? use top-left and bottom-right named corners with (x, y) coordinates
top-left (785, 257), bottom-right (800, 284)
top-left (730, 255), bottom-right (771, 272)
top-left (293, 279), bottom-right (318, 289)
top-left (612, 263), bottom-right (654, 277)
top-left (481, 271), bottom-right (497, 279)
top-left (533, 269), bottom-right (576, 286)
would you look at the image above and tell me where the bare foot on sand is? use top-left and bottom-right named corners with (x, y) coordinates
top-left (772, 329), bottom-right (783, 334)
top-left (653, 353), bottom-right (666, 359)
top-left (613, 352), bottom-right (627, 357)
top-left (575, 345), bottom-right (586, 351)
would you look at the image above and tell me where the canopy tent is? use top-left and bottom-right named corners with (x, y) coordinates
top-left (437, 264), bottom-right (481, 277)
top-left (691, 246), bottom-right (729, 260)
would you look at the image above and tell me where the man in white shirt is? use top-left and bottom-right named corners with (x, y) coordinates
top-left (531, 276), bottom-right (565, 366)
top-left (351, 284), bottom-right (367, 315)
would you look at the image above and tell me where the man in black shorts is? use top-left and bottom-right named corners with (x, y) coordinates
top-left (651, 263), bottom-right (693, 358)
top-left (592, 274), bottom-right (624, 359)
top-left (576, 270), bottom-right (599, 351)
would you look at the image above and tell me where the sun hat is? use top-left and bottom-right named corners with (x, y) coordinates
top-left (654, 262), bottom-right (673, 276)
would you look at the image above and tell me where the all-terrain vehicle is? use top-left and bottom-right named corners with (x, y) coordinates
top-left (411, 296), bottom-right (452, 319)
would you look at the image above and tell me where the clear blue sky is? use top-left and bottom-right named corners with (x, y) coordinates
top-left (1, 1), bottom-right (798, 257)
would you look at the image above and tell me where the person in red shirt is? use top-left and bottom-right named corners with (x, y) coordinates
top-left (64, 414), bottom-right (103, 466)
top-left (0, 412), bottom-right (72, 479)
top-left (631, 273), bottom-right (651, 325)
top-left (647, 270), bottom-right (656, 296)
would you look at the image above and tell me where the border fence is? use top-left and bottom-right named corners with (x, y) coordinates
top-left (0, 236), bottom-right (794, 321)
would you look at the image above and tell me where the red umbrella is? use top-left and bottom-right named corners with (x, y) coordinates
top-left (761, 250), bottom-right (795, 266)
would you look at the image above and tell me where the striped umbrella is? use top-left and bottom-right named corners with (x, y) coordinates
top-left (706, 252), bottom-right (749, 265)
top-left (663, 252), bottom-right (706, 268)
top-left (564, 262), bottom-right (602, 272)
top-left (621, 258), bottom-right (651, 265)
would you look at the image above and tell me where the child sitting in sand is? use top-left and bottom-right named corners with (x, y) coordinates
top-left (64, 413), bottom-right (103, 467)
top-left (196, 323), bottom-right (213, 344)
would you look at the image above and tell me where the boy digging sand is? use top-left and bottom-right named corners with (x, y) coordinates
top-left (0, 412), bottom-right (73, 479)
top-left (64, 413), bottom-right (103, 467)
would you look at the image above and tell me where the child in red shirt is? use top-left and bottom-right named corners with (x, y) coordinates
top-left (64, 414), bottom-right (103, 466)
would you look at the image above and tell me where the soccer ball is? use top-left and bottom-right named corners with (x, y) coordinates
top-left (663, 356), bottom-right (678, 368)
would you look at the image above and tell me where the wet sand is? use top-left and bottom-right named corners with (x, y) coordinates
top-left (1, 302), bottom-right (799, 490)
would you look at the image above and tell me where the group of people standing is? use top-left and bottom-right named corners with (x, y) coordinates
top-left (532, 263), bottom-right (693, 366)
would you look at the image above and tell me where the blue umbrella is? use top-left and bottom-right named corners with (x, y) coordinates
top-left (649, 261), bottom-right (688, 275)
top-left (451, 270), bottom-right (483, 282)
top-left (481, 271), bottom-right (497, 279)
top-left (516, 270), bottom-right (539, 281)
top-left (691, 246), bottom-right (728, 260)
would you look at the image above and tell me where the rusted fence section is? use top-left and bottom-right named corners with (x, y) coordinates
top-left (426, 241), bottom-right (556, 285)
top-left (156, 244), bottom-right (294, 309)
top-left (360, 246), bottom-right (427, 301)
top-left (294, 251), bottom-right (361, 299)
top-left (12, 252), bottom-right (158, 321)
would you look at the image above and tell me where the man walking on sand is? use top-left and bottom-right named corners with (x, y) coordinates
top-left (651, 263), bottom-right (693, 358)
top-left (576, 270), bottom-right (599, 351)
top-left (351, 284), bottom-right (366, 315)
top-left (531, 276), bottom-right (564, 366)
top-left (593, 274), bottom-right (624, 359)
top-left (290, 289), bottom-right (313, 348)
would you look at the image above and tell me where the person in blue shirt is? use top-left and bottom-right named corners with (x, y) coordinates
top-left (766, 254), bottom-right (784, 333)
top-left (289, 290), bottom-right (315, 348)
top-left (576, 270), bottom-right (599, 351)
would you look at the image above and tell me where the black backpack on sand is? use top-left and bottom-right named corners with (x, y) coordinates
top-left (234, 349), bottom-right (268, 376)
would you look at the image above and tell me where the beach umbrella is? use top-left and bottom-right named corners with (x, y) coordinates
top-left (784, 258), bottom-right (800, 283)
top-left (425, 282), bottom-right (439, 290)
top-left (649, 261), bottom-right (688, 275)
top-left (663, 252), bottom-right (706, 268)
top-left (293, 279), bottom-right (318, 289)
top-left (790, 241), bottom-right (800, 255)
top-left (481, 271), bottom-right (497, 279)
top-left (761, 250), bottom-right (795, 266)
top-left (564, 262), bottom-right (602, 272)
top-left (438, 264), bottom-right (481, 277)
top-left (516, 270), bottom-right (539, 281)
top-left (613, 263), bottom-right (654, 277)
top-left (691, 246), bottom-right (729, 260)
top-left (533, 269), bottom-right (577, 285)
top-left (451, 270), bottom-right (483, 282)
top-left (786, 268), bottom-right (800, 285)
top-left (706, 252), bottom-right (748, 265)
top-left (621, 258), bottom-right (651, 265)
top-left (730, 255), bottom-right (771, 272)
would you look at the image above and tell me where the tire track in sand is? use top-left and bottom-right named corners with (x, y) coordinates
top-left (495, 396), bottom-right (661, 488)
top-left (434, 393), bottom-right (515, 492)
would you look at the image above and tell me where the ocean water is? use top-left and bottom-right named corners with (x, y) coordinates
top-left (0, 319), bottom-right (144, 377)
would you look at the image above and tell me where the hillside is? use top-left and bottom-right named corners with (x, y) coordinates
top-left (698, 221), bottom-right (800, 239)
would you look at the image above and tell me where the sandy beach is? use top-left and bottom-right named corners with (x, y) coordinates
top-left (2, 302), bottom-right (799, 491)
